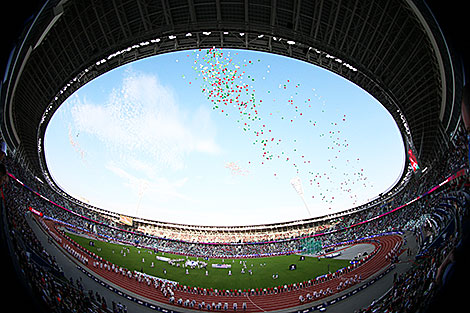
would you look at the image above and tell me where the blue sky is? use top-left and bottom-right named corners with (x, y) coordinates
top-left (44, 48), bottom-right (405, 226)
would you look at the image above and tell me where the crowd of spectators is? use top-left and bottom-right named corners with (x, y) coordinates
top-left (3, 170), bottom-right (462, 261)
top-left (357, 190), bottom-right (470, 313)
top-left (2, 154), bottom-right (466, 261)
top-left (354, 128), bottom-right (470, 313)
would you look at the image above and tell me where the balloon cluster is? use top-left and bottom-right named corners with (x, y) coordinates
top-left (186, 48), bottom-right (374, 208)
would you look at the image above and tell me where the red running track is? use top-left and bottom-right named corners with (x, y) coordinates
top-left (40, 217), bottom-right (402, 312)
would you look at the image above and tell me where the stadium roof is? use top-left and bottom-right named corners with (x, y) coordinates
top-left (0, 0), bottom-right (464, 192)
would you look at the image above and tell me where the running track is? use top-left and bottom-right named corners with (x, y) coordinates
top-left (38, 216), bottom-right (402, 312)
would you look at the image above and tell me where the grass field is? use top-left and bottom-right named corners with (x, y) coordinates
top-left (67, 232), bottom-right (350, 290)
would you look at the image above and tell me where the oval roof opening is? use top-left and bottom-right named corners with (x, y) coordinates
top-left (45, 48), bottom-right (405, 226)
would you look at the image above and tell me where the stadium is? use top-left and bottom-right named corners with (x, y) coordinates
top-left (0, 1), bottom-right (469, 313)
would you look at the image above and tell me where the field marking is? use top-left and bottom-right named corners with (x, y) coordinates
top-left (245, 294), bottom-right (267, 312)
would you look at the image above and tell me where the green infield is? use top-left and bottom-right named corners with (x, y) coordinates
top-left (67, 232), bottom-right (350, 290)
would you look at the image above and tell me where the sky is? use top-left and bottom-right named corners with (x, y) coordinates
top-left (44, 48), bottom-right (405, 226)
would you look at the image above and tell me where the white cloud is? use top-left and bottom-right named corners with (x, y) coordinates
top-left (105, 161), bottom-right (190, 202)
top-left (125, 157), bottom-right (158, 177)
top-left (70, 70), bottom-right (221, 172)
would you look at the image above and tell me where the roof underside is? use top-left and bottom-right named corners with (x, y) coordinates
top-left (1, 0), bottom-right (463, 182)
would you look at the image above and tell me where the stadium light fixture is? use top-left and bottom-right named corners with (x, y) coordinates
top-left (290, 177), bottom-right (312, 217)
